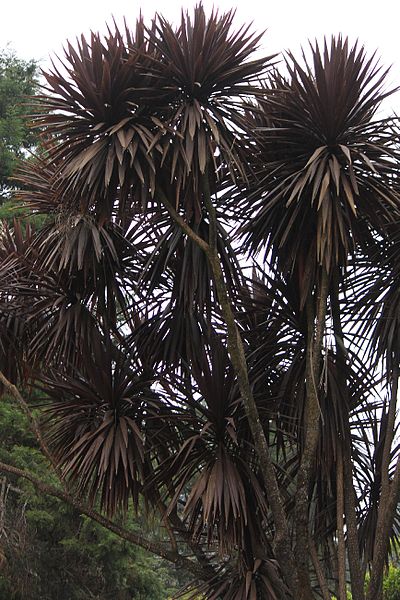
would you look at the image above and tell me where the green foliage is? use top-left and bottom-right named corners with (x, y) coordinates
top-left (0, 395), bottom-right (182, 600)
top-left (331, 591), bottom-right (352, 599)
top-left (0, 48), bottom-right (48, 227)
top-left (331, 567), bottom-right (400, 599)
top-left (0, 48), bottom-right (39, 200)
top-left (0, 197), bottom-right (48, 228)
top-left (0, 198), bottom-right (25, 220)
top-left (383, 566), bottom-right (400, 600)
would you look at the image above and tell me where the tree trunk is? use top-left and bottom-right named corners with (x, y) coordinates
top-left (295, 269), bottom-right (329, 599)
top-left (337, 443), bottom-right (347, 600)
top-left (331, 270), bottom-right (365, 600)
top-left (367, 365), bottom-right (400, 600)
top-left (343, 432), bottom-right (365, 600)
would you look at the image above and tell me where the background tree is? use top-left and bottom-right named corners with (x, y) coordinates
top-left (0, 390), bottom-right (190, 600)
top-left (0, 48), bottom-right (39, 199)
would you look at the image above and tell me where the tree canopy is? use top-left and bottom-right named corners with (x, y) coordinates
top-left (1, 6), bottom-right (400, 600)
top-left (0, 48), bottom-right (39, 201)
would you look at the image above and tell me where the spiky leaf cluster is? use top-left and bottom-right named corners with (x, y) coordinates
top-left (2, 7), bottom-right (400, 599)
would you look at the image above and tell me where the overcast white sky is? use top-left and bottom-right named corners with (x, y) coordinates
top-left (2, 0), bottom-right (400, 106)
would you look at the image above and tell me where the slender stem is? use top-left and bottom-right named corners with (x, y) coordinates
top-left (155, 496), bottom-right (178, 554)
top-left (149, 463), bottom-right (217, 580)
top-left (0, 371), bottom-right (64, 483)
top-left (168, 510), bottom-right (217, 579)
top-left (343, 430), bottom-right (365, 600)
top-left (0, 461), bottom-right (214, 581)
top-left (158, 189), bottom-right (210, 254)
top-left (330, 275), bottom-right (365, 600)
top-left (202, 172), bottom-right (217, 251)
top-left (381, 364), bottom-right (399, 489)
top-left (295, 268), bottom-right (329, 600)
top-left (157, 186), bottom-right (299, 596)
top-left (367, 364), bottom-right (400, 600)
top-left (337, 443), bottom-right (347, 600)
top-left (309, 536), bottom-right (331, 600)
top-left (208, 253), bottom-right (299, 594)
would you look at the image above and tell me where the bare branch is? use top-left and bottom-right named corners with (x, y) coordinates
top-left (0, 371), bottom-right (61, 478)
top-left (0, 460), bottom-right (213, 582)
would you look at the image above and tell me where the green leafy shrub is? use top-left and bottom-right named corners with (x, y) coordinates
top-left (383, 566), bottom-right (400, 600)
top-left (332, 566), bottom-right (400, 600)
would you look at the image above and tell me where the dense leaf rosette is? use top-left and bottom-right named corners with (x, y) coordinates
top-left (240, 37), bottom-right (400, 302)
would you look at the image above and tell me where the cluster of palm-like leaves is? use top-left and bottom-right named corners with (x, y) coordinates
top-left (2, 5), bottom-right (400, 599)
top-left (239, 36), bottom-right (400, 303)
top-left (37, 6), bottom-right (271, 223)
